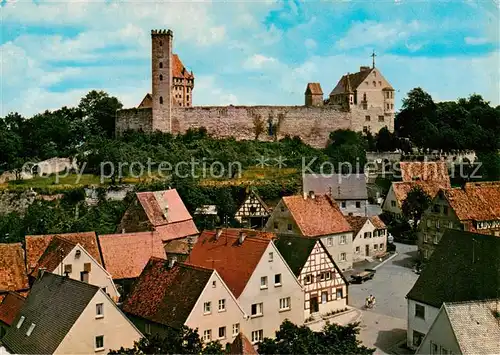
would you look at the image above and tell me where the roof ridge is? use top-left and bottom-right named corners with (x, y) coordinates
top-left (445, 298), bottom-right (500, 306)
top-left (179, 262), bottom-right (214, 273)
top-left (205, 230), bottom-right (271, 244)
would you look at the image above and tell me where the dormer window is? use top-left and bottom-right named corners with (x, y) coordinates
top-left (26, 323), bottom-right (36, 336)
top-left (16, 316), bottom-right (25, 328)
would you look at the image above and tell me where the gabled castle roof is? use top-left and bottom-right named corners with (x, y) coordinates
top-left (305, 83), bottom-right (323, 95)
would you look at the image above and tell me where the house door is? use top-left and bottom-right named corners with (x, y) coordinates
top-left (310, 296), bottom-right (319, 313)
top-left (365, 245), bottom-right (370, 256)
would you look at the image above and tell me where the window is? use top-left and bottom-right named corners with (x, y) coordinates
top-left (64, 264), bottom-right (72, 274)
top-left (17, 316), bottom-right (25, 329)
top-left (273, 222), bottom-right (278, 230)
top-left (203, 329), bottom-right (212, 342)
top-left (144, 323), bottom-right (151, 335)
top-left (251, 329), bottom-right (263, 343)
top-left (96, 303), bottom-right (104, 318)
top-left (280, 205), bottom-right (285, 212)
top-left (441, 347), bottom-right (449, 355)
top-left (340, 252), bottom-right (346, 261)
top-left (415, 304), bottom-right (425, 319)
top-left (287, 223), bottom-right (292, 231)
top-left (80, 271), bottom-right (89, 283)
top-left (324, 271), bottom-right (331, 280)
top-left (279, 297), bottom-right (291, 310)
top-left (433, 204), bottom-right (440, 213)
top-left (391, 103), bottom-right (394, 109)
top-left (159, 74), bottom-right (163, 81)
top-left (341, 201), bottom-right (346, 208)
top-left (274, 274), bottom-right (282, 286)
top-left (95, 335), bottom-right (104, 351)
top-left (232, 323), bottom-right (240, 336)
top-left (430, 342), bottom-right (438, 355)
top-left (268, 252), bottom-right (273, 262)
top-left (355, 201), bottom-right (361, 208)
top-left (386, 103), bottom-right (390, 110)
top-left (218, 326), bottom-right (226, 339)
top-left (378, 116), bottom-right (384, 122)
top-left (386, 92), bottom-right (390, 99)
top-left (374, 244), bottom-right (378, 250)
top-left (159, 40), bottom-right (163, 46)
top-left (380, 243), bottom-right (384, 249)
top-left (321, 291), bottom-right (328, 304)
top-left (187, 95), bottom-right (190, 101)
top-left (355, 246), bottom-right (360, 253)
top-left (212, 280), bottom-right (216, 288)
top-left (251, 303), bottom-right (263, 317)
top-left (336, 288), bottom-right (343, 299)
top-left (260, 276), bottom-right (268, 289)
top-left (218, 299), bottom-right (226, 312)
top-left (365, 115), bottom-right (371, 121)
top-left (327, 237), bottom-right (333, 246)
top-left (412, 330), bottom-right (424, 347)
top-left (159, 96), bottom-right (163, 104)
top-left (304, 274), bottom-right (313, 284)
top-left (26, 323), bottom-right (36, 336)
top-left (373, 81), bottom-right (376, 87)
top-left (203, 301), bottom-right (211, 314)
top-left (443, 206), bottom-right (448, 215)
top-left (340, 235), bottom-right (347, 244)
top-left (378, 81), bottom-right (382, 86)
top-left (448, 221), bottom-right (454, 229)
top-left (364, 232), bottom-right (372, 239)
top-left (391, 200), bottom-right (396, 207)
top-left (159, 62), bottom-right (163, 68)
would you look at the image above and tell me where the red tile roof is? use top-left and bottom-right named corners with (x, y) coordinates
top-left (345, 216), bottom-right (368, 236)
top-left (305, 83), bottom-right (323, 95)
top-left (172, 54), bottom-right (194, 79)
top-left (136, 190), bottom-right (199, 240)
top-left (122, 259), bottom-right (212, 329)
top-left (370, 215), bottom-right (387, 229)
top-left (99, 231), bottom-right (166, 280)
top-left (283, 195), bottom-right (352, 237)
top-left (0, 243), bottom-right (29, 293)
top-left (392, 181), bottom-right (445, 207)
top-left (399, 161), bottom-right (450, 187)
top-left (0, 292), bottom-right (25, 326)
top-left (187, 230), bottom-right (270, 298)
top-left (25, 232), bottom-right (102, 272)
top-left (444, 182), bottom-right (500, 223)
top-left (29, 237), bottom-right (77, 277)
top-left (229, 333), bottom-right (258, 355)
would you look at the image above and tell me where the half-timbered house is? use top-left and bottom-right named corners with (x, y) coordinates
top-left (274, 235), bottom-right (348, 318)
top-left (234, 189), bottom-right (271, 229)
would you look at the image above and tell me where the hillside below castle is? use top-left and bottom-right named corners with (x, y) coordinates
top-left (116, 29), bottom-right (395, 148)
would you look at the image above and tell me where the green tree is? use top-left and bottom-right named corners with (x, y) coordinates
top-left (375, 127), bottom-right (398, 152)
top-left (325, 129), bottom-right (367, 173)
top-left (257, 320), bottom-right (374, 355)
top-left (401, 186), bottom-right (432, 231)
top-left (79, 90), bottom-right (123, 138)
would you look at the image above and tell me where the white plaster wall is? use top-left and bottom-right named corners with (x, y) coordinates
top-left (352, 221), bottom-right (387, 262)
top-left (320, 232), bottom-right (354, 271)
top-left (415, 308), bottom-right (461, 355)
top-left (382, 185), bottom-right (402, 216)
top-left (407, 299), bottom-right (440, 350)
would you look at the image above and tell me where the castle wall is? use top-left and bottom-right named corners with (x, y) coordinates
top-left (116, 108), bottom-right (153, 135)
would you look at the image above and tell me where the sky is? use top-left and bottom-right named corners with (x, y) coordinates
top-left (1, 0), bottom-right (499, 117)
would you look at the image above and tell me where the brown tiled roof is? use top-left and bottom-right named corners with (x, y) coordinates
top-left (229, 333), bottom-right (258, 355)
top-left (283, 195), bottom-right (352, 237)
top-left (99, 231), bottom-right (166, 280)
top-left (164, 238), bottom-right (190, 255)
top-left (122, 259), bottom-right (212, 329)
top-left (399, 161), bottom-right (450, 186)
top-left (0, 292), bottom-right (25, 326)
top-left (30, 237), bottom-right (77, 277)
top-left (305, 83), bottom-right (323, 95)
top-left (444, 182), bottom-right (500, 223)
top-left (136, 189), bottom-right (199, 240)
top-left (172, 54), bottom-right (194, 79)
top-left (138, 93), bottom-right (152, 108)
top-left (187, 230), bottom-right (270, 298)
top-left (0, 243), bottom-right (29, 293)
top-left (345, 216), bottom-right (368, 236)
top-left (392, 181), bottom-right (445, 207)
top-left (330, 69), bottom-right (372, 96)
top-left (370, 215), bottom-right (387, 229)
top-left (25, 232), bottom-right (102, 272)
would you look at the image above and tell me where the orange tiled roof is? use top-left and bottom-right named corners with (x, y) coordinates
top-left (186, 230), bottom-right (270, 298)
top-left (345, 216), bottom-right (368, 236)
top-left (399, 161), bottom-right (450, 186)
top-left (0, 292), bottom-right (25, 326)
top-left (25, 232), bottom-right (102, 272)
top-left (392, 181), bottom-right (445, 207)
top-left (172, 54), bottom-right (194, 79)
top-left (283, 195), bottom-right (352, 237)
top-left (99, 231), bottom-right (166, 280)
top-left (0, 243), bottom-right (29, 293)
top-left (229, 333), bottom-right (258, 355)
top-left (155, 220), bottom-right (199, 242)
top-left (444, 182), bottom-right (500, 223)
top-left (305, 83), bottom-right (323, 95)
top-left (370, 215), bottom-right (387, 229)
top-left (29, 237), bottom-right (77, 277)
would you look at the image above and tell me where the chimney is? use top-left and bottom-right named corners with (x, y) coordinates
top-left (39, 268), bottom-right (46, 279)
top-left (360, 66), bottom-right (370, 72)
top-left (215, 227), bottom-right (223, 240)
top-left (238, 231), bottom-right (247, 245)
top-left (168, 258), bottom-right (176, 268)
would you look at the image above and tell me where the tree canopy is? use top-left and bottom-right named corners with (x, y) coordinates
top-left (401, 186), bottom-right (432, 231)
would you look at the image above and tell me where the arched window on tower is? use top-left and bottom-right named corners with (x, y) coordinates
top-left (159, 97), bottom-right (163, 104)
top-left (159, 41), bottom-right (163, 47)
top-left (159, 62), bottom-right (163, 68)
top-left (160, 74), bottom-right (163, 81)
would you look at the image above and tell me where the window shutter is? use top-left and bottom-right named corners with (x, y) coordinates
top-left (84, 263), bottom-right (91, 272)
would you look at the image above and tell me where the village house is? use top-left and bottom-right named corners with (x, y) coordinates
top-left (382, 161), bottom-right (451, 219)
top-left (27, 236), bottom-right (119, 302)
top-left (234, 189), bottom-right (271, 229)
top-left (117, 189), bottom-right (199, 259)
top-left (274, 235), bottom-right (349, 318)
top-left (302, 174), bottom-right (370, 216)
top-left (122, 258), bottom-right (247, 346)
top-left (346, 215), bottom-right (388, 262)
top-left (406, 229), bottom-right (500, 350)
top-left (265, 194), bottom-right (354, 271)
top-left (98, 231), bottom-right (166, 299)
top-left (418, 181), bottom-right (500, 260)
top-left (0, 243), bottom-right (29, 302)
top-left (2, 272), bottom-right (142, 354)
top-left (186, 229), bottom-right (304, 343)
top-left (0, 292), bottom-right (25, 338)
top-left (415, 299), bottom-right (500, 355)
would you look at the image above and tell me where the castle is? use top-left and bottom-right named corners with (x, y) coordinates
top-left (115, 29), bottom-right (395, 148)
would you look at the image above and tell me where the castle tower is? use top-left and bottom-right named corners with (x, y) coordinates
top-left (151, 29), bottom-right (173, 132)
top-left (343, 74), bottom-right (354, 110)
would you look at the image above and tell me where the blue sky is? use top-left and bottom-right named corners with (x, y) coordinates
top-left (1, 0), bottom-right (498, 117)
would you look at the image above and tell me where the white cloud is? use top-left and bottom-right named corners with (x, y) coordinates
top-left (305, 38), bottom-right (317, 49)
top-left (243, 54), bottom-right (278, 70)
top-left (464, 36), bottom-right (490, 45)
top-left (193, 76), bottom-right (239, 106)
